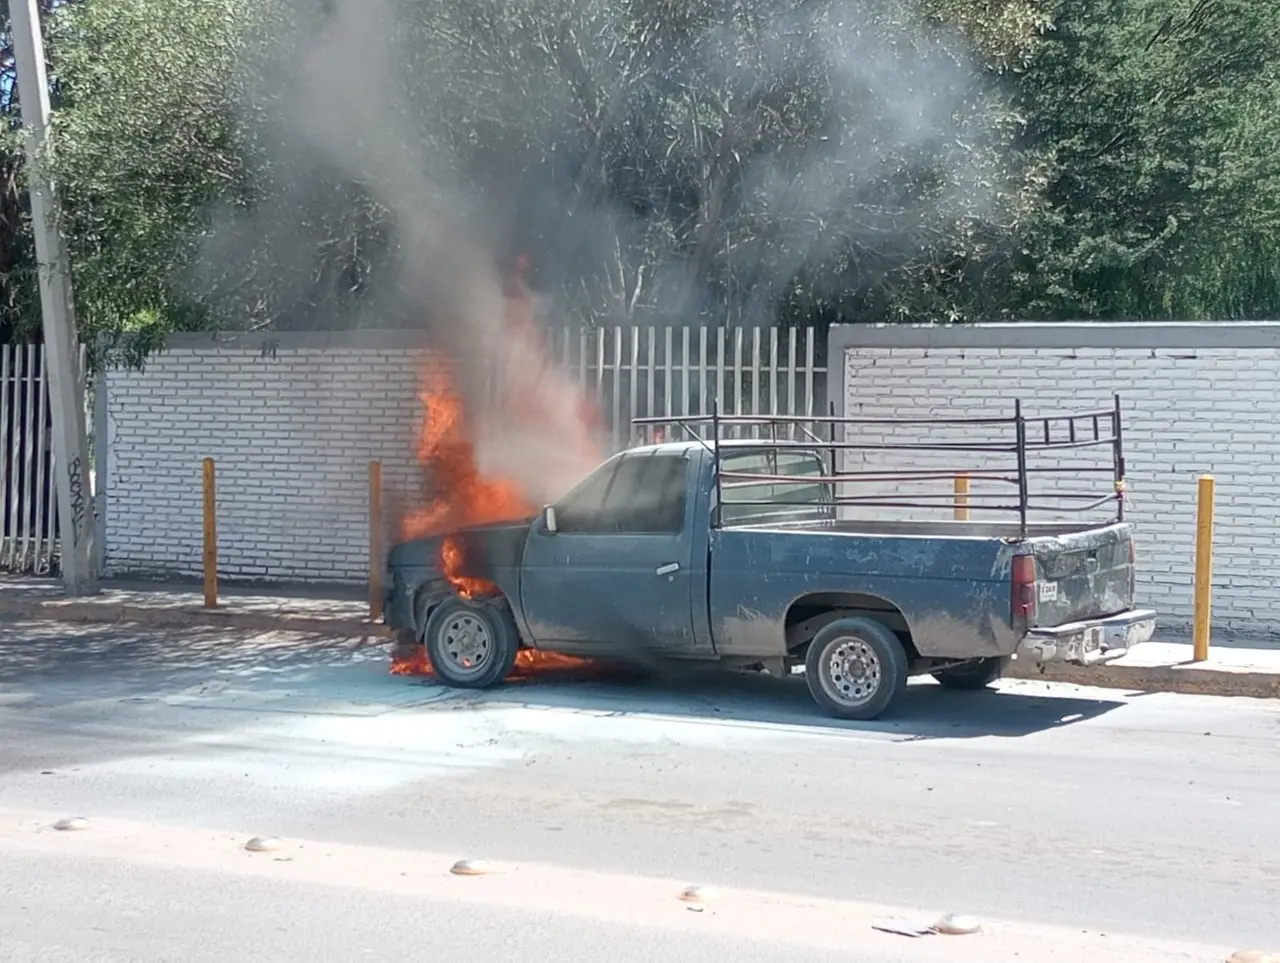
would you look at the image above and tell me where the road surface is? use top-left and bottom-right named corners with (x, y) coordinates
top-left (1, 620), bottom-right (1277, 961)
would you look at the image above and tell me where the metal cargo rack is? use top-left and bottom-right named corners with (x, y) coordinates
top-left (631, 396), bottom-right (1127, 537)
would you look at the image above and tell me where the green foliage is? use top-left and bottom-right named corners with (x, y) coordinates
top-left (43, 0), bottom-right (258, 354)
top-left (1001, 0), bottom-right (1280, 320)
top-left (0, 0), bottom-right (1275, 352)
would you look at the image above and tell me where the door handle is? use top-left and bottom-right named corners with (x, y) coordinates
top-left (656, 563), bottom-right (680, 576)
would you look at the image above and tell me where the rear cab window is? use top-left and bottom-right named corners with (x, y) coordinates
top-left (718, 448), bottom-right (834, 526)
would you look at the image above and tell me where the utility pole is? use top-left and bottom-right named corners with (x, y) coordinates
top-left (10, 0), bottom-right (97, 594)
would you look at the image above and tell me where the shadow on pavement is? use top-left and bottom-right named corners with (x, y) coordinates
top-left (0, 619), bottom-right (385, 701)
top-left (406, 660), bottom-right (1126, 740)
top-left (1, 621), bottom-right (1124, 740)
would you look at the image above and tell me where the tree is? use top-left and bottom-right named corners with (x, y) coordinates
top-left (42, 0), bottom-right (257, 359)
top-left (998, 0), bottom-right (1280, 320)
top-left (34, 0), bottom-right (1279, 353)
top-left (41, 0), bottom-right (1048, 348)
top-left (0, 0), bottom-right (62, 344)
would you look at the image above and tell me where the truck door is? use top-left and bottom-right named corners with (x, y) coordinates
top-left (520, 449), bottom-right (708, 656)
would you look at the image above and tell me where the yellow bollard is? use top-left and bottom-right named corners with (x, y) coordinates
top-left (202, 457), bottom-right (217, 608)
top-left (953, 474), bottom-right (970, 521)
top-left (368, 460), bottom-right (384, 622)
top-left (1192, 474), bottom-right (1215, 662)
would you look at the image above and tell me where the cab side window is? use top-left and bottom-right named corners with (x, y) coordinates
top-left (555, 451), bottom-right (690, 534)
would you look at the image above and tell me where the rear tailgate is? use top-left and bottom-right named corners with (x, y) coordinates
top-left (1026, 523), bottom-right (1134, 627)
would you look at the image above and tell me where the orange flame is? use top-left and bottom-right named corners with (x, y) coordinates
top-left (390, 646), bottom-right (597, 678)
top-left (391, 255), bottom-right (601, 678)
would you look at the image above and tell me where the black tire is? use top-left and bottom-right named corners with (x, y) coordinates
top-left (931, 656), bottom-right (1009, 691)
top-left (804, 617), bottom-right (908, 721)
top-left (423, 596), bottom-right (520, 689)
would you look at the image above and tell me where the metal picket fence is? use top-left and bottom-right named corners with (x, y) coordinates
top-left (0, 342), bottom-right (90, 576)
top-left (541, 325), bottom-right (828, 450)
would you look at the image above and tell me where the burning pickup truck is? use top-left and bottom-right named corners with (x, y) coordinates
top-left (384, 402), bottom-right (1155, 720)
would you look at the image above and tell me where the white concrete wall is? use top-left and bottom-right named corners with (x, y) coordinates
top-left (102, 333), bottom-right (442, 583)
top-left (833, 324), bottom-right (1280, 638)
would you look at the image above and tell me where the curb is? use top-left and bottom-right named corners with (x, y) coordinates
top-left (1004, 658), bottom-right (1280, 700)
top-left (0, 597), bottom-right (392, 639)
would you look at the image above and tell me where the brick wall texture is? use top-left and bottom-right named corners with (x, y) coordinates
top-left (104, 327), bottom-right (1278, 637)
top-left (841, 343), bottom-right (1279, 636)
top-left (104, 343), bottom-right (443, 584)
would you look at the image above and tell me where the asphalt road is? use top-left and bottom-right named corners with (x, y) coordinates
top-left (1, 619), bottom-right (1277, 961)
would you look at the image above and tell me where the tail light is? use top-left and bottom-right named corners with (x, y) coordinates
top-left (1012, 554), bottom-right (1037, 625)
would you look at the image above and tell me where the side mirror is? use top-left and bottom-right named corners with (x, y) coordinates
top-left (542, 505), bottom-right (558, 534)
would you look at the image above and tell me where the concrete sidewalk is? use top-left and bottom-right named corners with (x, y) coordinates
top-left (1003, 640), bottom-right (1280, 699)
top-left (3, 577), bottom-right (1278, 699)
top-left (0, 577), bottom-right (389, 638)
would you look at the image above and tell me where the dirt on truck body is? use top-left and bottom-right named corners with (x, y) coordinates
top-left (385, 398), bottom-right (1155, 720)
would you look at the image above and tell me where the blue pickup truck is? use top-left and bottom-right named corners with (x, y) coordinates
top-left (384, 406), bottom-right (1155, 720)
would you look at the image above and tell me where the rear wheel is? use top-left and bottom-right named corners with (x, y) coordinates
top-left (804, 617), bottom-right (908, 721)
top-left (424, 597), bottom-right (520, 689)
top-left (931, 656), bottom-right (1009, 691)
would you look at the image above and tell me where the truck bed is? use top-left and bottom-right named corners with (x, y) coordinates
top-left (708, 521), bottom-right (1135, 660)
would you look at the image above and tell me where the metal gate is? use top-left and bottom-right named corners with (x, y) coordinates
top-left (1, 343), bottom-right (58, 575)
top-left (543, 325), bottom-right (829, 451)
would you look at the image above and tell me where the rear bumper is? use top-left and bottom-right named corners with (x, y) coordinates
top-left (1016, 608), bottom-right (1156, 666)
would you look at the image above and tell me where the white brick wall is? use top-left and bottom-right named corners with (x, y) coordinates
top-left (103, 324), bottom-right (1280, 637)
top-left (104, 337), bottom-right (445, 583)
top-left (839, 335), bottom-right (1280, 637)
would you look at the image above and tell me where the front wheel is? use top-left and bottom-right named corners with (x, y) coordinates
top-left (423, 597), bottom-right (520, 689)
top-left (931, 656), bottom-right (1009, 691)
top-left (804, 617), bottom-right (908, 721)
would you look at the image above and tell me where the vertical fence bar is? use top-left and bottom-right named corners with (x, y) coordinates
top-left (768, 327), bottom-right (779, 421)
top-left (594, 326), bottom-right (606, 435)
top-left (663, 326), bottom-right (674, 422)
top-left (31, 349), bottom-right (48, 572)
top-left (611, 325), bottom-right (623, 450)
top-left (711, 399), bottom-right (723, 528)
top-left (646, 327), bottom-right (656, 435)
top-left (803, 328), bottom-right (815, 421)
top-left (628, 326), bottom-right (639, 445)
top-left (697, 327), bottom-right (708, 434)
top-left (750, 327), bottom-right (761, 419)
top-left (0, 346), bottom-right (13, 570)
top-left (19, 344), bottom-right (36, 568)
top-left (787, 327), bottom-right (798, 440)
top-left (715, 328), bottom-right (726, 434)
top-left (732, 327), bottom-right (744, 437)
top-left (681, 326), bottom-right (691, 418)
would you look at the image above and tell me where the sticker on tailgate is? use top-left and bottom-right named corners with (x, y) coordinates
top-left (1038, 581), bottom-right (1059, 602)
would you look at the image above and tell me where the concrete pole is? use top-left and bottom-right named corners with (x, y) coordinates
top-left (9, 0), bottom-right (97, 594)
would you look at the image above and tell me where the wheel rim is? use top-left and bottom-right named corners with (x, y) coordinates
top-left (819, 637), bottom-right (883, 708)
top-left (439, 613), bottom-right (493, 679)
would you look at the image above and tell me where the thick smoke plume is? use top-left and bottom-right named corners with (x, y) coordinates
top-left (193, 0), bottom-right (1008, 504)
